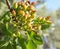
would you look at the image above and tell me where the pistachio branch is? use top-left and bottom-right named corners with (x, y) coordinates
top-left (6, 0), bottom-right (17, 22)
top-left (6, 0), bottom-right (11, 10)
top-left (6, 0), bottom-right (15, 13)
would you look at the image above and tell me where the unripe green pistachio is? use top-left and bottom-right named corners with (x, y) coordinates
top-left (29, 5), bottom-right (35, 11)
top-left (33, 26), bottom-right (37, 30)
top-left (18, 2), bottom-right (21, 6)
top-left (37, 25), bottom-right (41, 30)
top-left (37, 16), bottom-right (43, 20)
top-left (30, 14), bottom-right (35, 18)
top-left (18, 2), bottom-right (24, 10)
top-left (18, 1), bottom-right (24, 6)
top-left (13, 2), bottom-right (18, 9)
top-left (32, 10), bottom-right (36, 13)
top-left (23, 5), bottom-right (28, 10)
top-left (13, 23), bottom-right (17, 27)
top-left (26, 11), bottom-right (29, 14)
top-left (16, 31), bottom-right (20, 37)
top-left (46, 21), bottom-right (52, 24)
top-left (24, 25), bottom-right (27, 30)
top-left (23, 14), bottom-right (28, 19)
top-left (18, 10), bottom-right (25, 16)
top-left (31, 12), bottom-right (36, 16)
top-left (29, 25), bottom-right (32, 30)
top-left (18, 6), bottom-right (23, 10)
top-left (23, 13), bottom-right (31, 19)
top-left (43, 17), bottom-right (46, 21)
top-left (12, 33), bottom-right (16, 37)
top-left (30, 16), bottom-right (34, 19)
top-left (45, 16), bottom-right (50, 20)
top-left (28, 23), bottom-right (32, 29)
top-left (27, 13), bottom-right (31, 17)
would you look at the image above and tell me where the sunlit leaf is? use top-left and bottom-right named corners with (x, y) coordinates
top-left (26, 40), bottom-right (37, 49)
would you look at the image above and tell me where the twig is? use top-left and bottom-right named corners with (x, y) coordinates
top-left (6, 0), bottom-right (14, 13)
top-left (6, 0), bottom-right (11, 10)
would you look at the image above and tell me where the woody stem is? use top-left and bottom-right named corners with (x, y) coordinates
top-left (6, 0), bottom-right (11, 10)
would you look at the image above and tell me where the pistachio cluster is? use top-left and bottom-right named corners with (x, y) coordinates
top-left (10, 1), bottom-right (36, 31)
top-left (11, 1), bottom-right (52, 34)
top-left (12, 1), bottom-right (36, 19)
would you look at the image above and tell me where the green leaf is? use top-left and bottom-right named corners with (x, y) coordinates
top-left (0, 41), bottom-right (9, 48)
top-left (18, 37), bottom-right (26, 49)
top-left (32, 34), bottom-right (43, 45)
top-left (0, 23), bottom-right (12, 36)
top-left (0, 11), bottom-right (10, 21)
top-left (0, 41), bottom-right (7, 47)
top-left (26, 40), bottom-right (37, 49)
top-left (0, 46), bottom-right (7, 49)
top-left (7, 43), bottom-right (13, 49)
top-left (16, 46), bottom-right (22, 49)
top-left (0, 42), bottom-right (14, 49)
top-left (41, 23), bottom-right (50, 30)
top-left (28, 31), bottom-right (43, 45)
